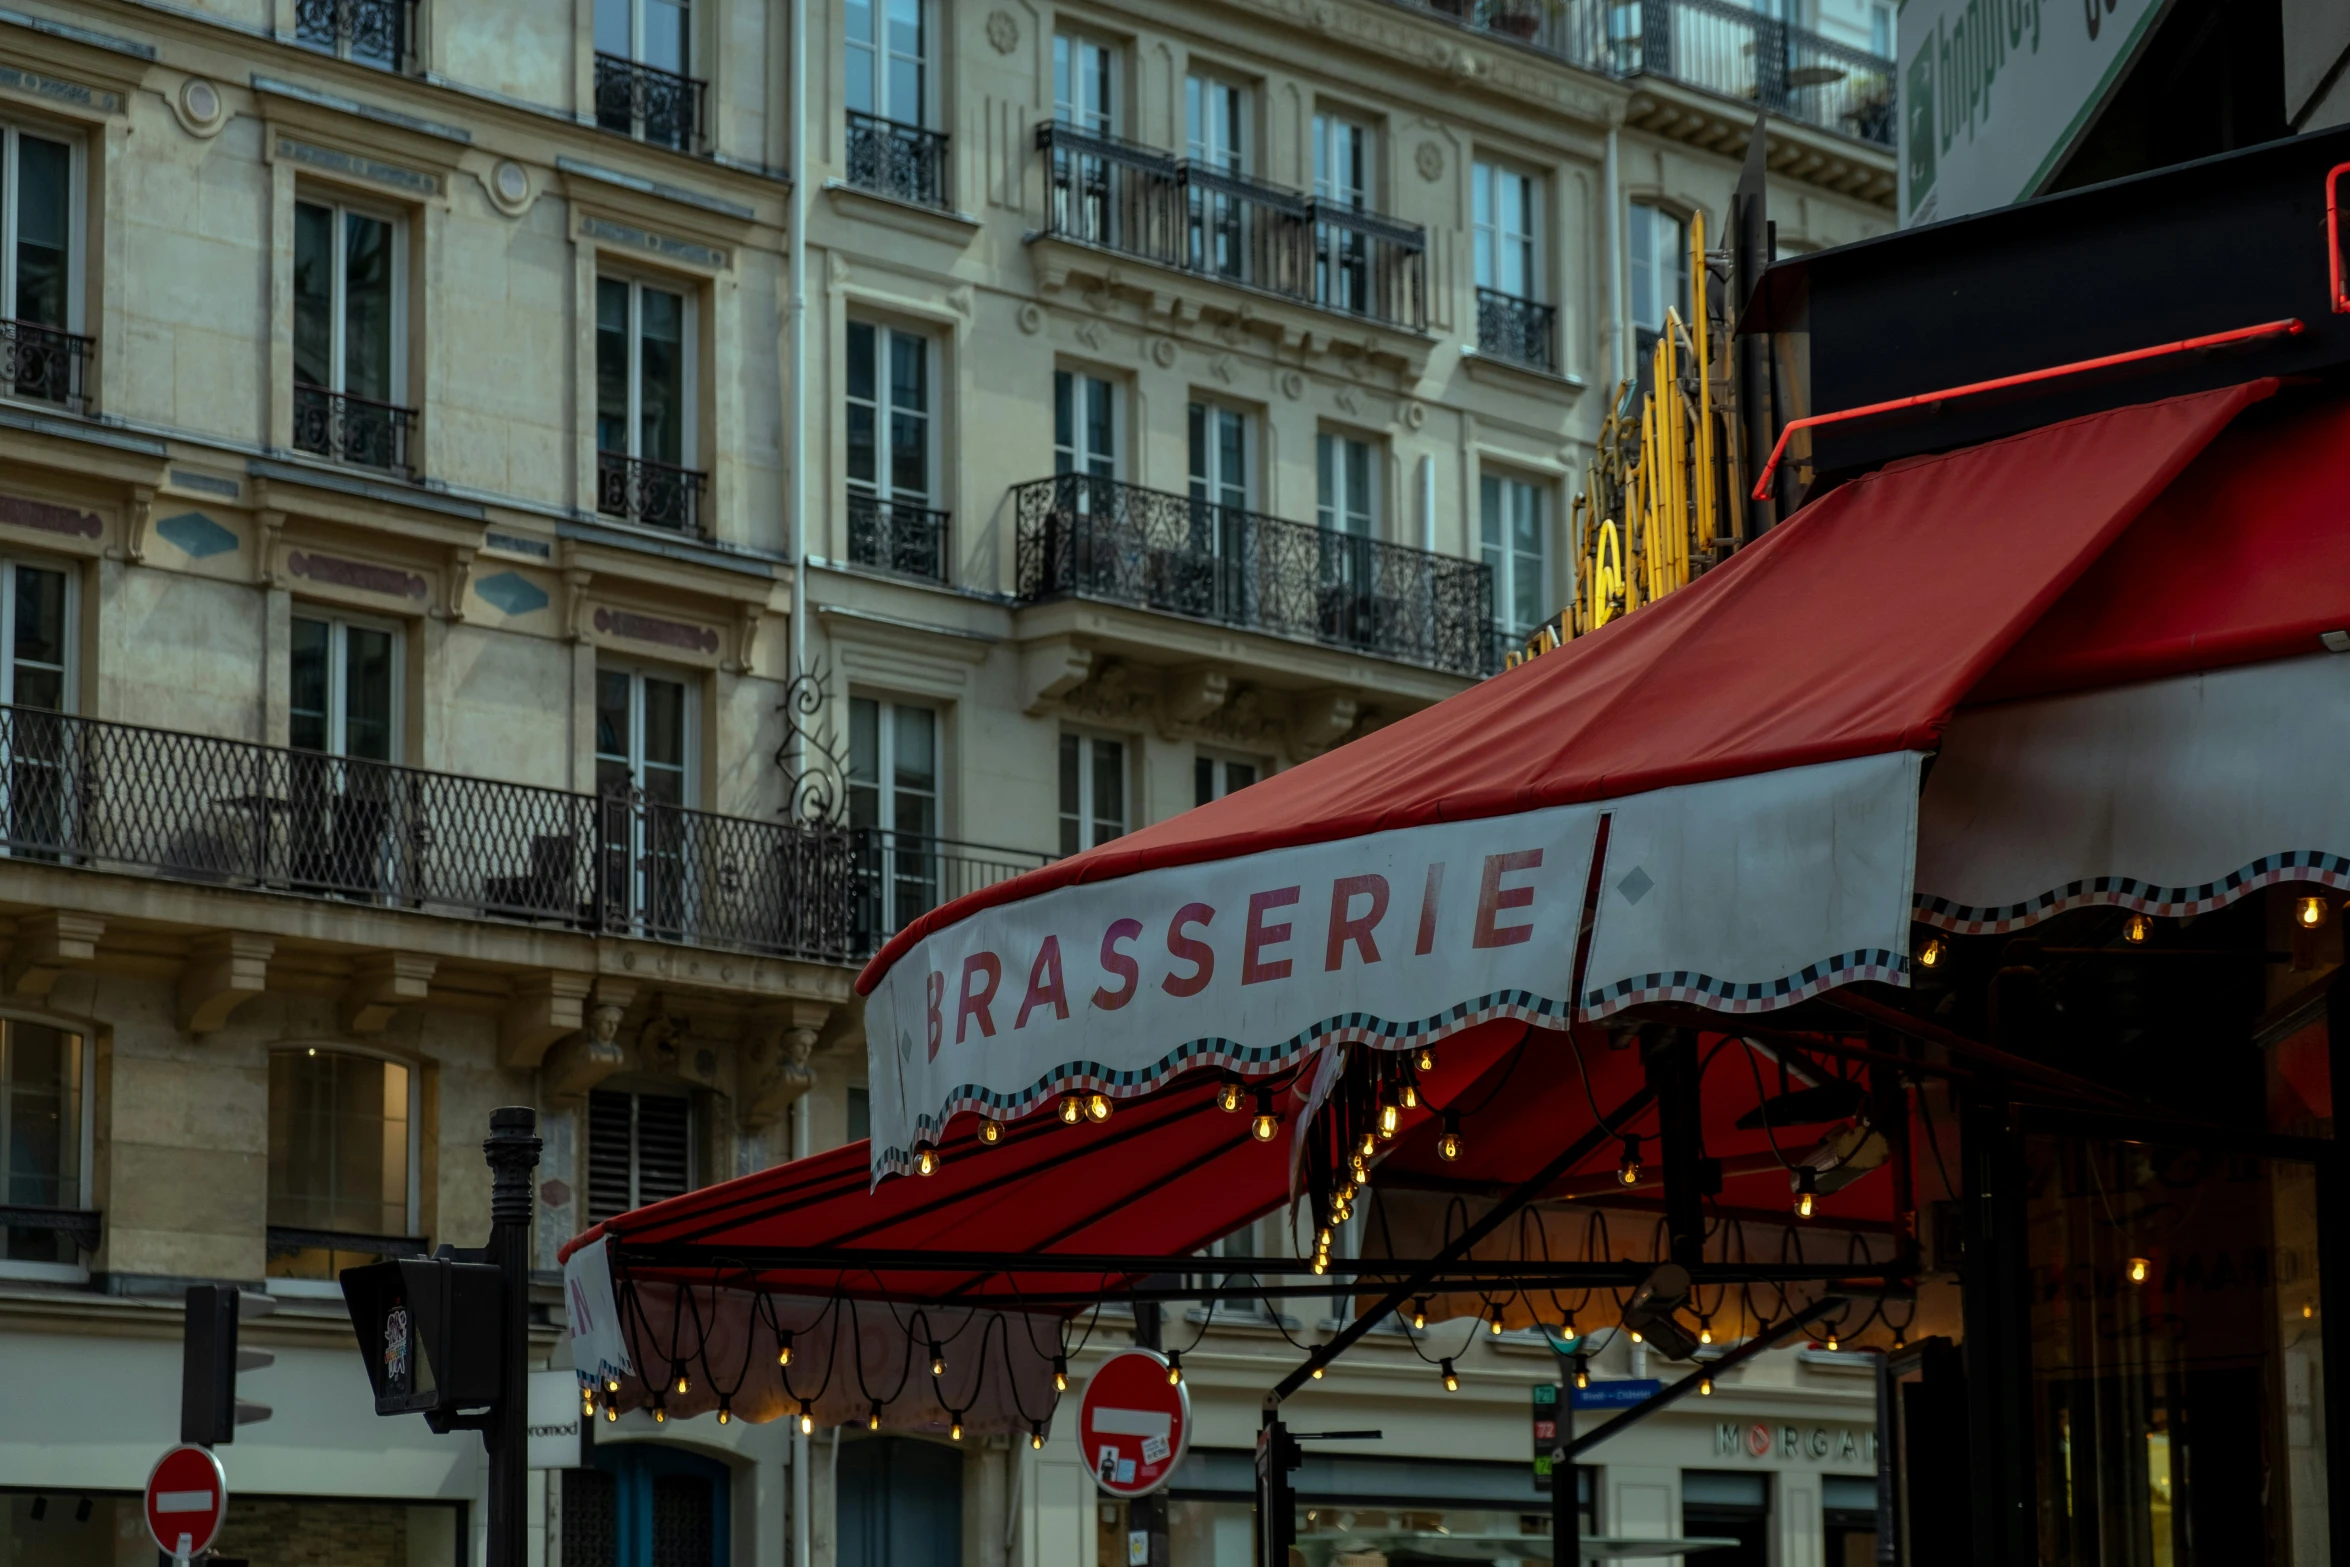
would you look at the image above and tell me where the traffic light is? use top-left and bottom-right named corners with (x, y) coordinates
top-left (181, 1284), bottom-right (275, 1446)
top-left (340, 1255), bottom-right (504, 1422)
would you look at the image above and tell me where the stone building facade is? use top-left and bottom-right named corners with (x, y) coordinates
top-left (0, 0), bottom-right (1892, 1564)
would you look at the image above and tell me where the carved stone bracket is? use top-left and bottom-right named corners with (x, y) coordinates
top-left (1021, 638), bottom-right (1095, 715)
top-left (1288, 690), bottom-right (1361, 757)
top-left (1163, 668), bottom-right (1231, 727)
top-left (500, 971), bottom-right (596, 1068)
top-left (180, 932), bottom-right (274, 1035)
top-left (340, 952), bottom-right (437, 1035)
top-left (545, 979), bottom-right (637, 1102)
top-left (6, 911), bottom-right (103, 999)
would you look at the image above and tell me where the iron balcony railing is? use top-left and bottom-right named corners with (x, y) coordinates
top-left (1403, 0), bottom-right (1895, 148)
top-left (594, 53), bottom-right (707, 152)
top-left (1475, 288), bottom-right (1557, 372)
top-left (854, 829), bottom-right (1052, 949)
top-left (598, 450), bottom-right (708, 536)
top-left (1037, 123), bottom-right (1429, 332)
top-left (1, 319), bottom-right (93, 413)
top-left (293, 384), bottom-right (415, 474)
top-left (294, 0), bottom-right (415, 69)
top-left (0, 704), bottom-right (865, 962)
top-left (845, 111), bottom-right (951, 209)
top-left (1014, 475), bottom-right (1495, 678)
top-left (847, 492), bottom-right (950, 583)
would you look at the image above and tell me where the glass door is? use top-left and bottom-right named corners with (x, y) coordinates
top-left (289, 613), bottom-right (400, 896)
top-left (596, 667), bottom-right (692, 935)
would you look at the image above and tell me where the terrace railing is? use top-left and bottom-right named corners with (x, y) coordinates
top-left (845, 111), bottom-right (951, 208)
top-left (1013, 474), bottom-right (1495, 678)
top-left (846, 492), bottom-right (951, 583)
top-left (853, 829), bottom-right (1053, 949)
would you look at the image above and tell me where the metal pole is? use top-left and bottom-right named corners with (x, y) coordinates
top-left (485, 1107), bottom-right (542, 1567)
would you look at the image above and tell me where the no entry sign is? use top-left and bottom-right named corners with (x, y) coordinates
top-left (145, 1443), bottom-right (227, 1561)
top-left (1077, 1348), bottom-right (1190, 1498)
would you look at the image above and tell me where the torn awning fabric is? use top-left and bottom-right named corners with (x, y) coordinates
top-left (856, 381), bottom-right (2297, 1179)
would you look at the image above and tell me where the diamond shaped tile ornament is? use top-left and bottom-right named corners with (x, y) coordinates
top-left (1617, 866), bottom-right (1655, 906)
top-left (475, 570), bottom-right (551, 617)
top-left (155, 511), bottom-right (239, 559)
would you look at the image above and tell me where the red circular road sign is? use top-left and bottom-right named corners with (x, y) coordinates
top-left (1078, 1348), bottom-right (1191, 1498)
top-left (145, 1444), bottom-right (228, 1561)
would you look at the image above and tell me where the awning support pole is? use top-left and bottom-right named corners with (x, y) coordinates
top-left (1644, 1027), bottom-right (1708, 1268)
top-left (1261, 1083), bottom-right (1657, 1406)
top-left (2321, 988), bottom-right (2350, 1567)
top-left (1556, 1303), bottom-right (1834, 1463)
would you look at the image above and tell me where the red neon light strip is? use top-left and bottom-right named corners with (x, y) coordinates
top-left (2329, 162), bottom-right (2350, 316)
top-left (1748, 318), bottom-right (2306, 501)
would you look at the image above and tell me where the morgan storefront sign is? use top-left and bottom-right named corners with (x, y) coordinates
top-left (1717, 1422), bottom-right (1876, 1464)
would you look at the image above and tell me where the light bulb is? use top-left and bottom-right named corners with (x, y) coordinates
top-left (1573, 1354), bottom-right (1590, 1390)
top-left (2122, 912), bottom-right (2151, 944)
top-left (979, 1117), bottom-right (1004, 1145)
top-left (1795, 1168), bottom-right (1818, 1220)
top-left (1440, 1359), bottom-right (1459, 1392)
top-left (2305, 1301), bottom-right (2316, 1319)
top-left (1312, 1254), bottom-right (1328, 1275)
top-left (799, 1405), bottom-right (815, 1436)
top-left (1699, 1320), bottom-right (1713, 1346)
top-left (1310, 1363), bottom-right (1324, 1380)
top-left (2128, 1256), bottom-right (2150, 1284)
top-left (1251, 1090), bottom-right (1279, 1142)
top-left (1400, 1082), bottom-right (1419, 1110)
top-left (1085, 1089), bottom-right (1112, 1122)
top-left (1917, 935), bottom-right (1946, 969)
top-left (930, 1343), bottom-right (946, 1377)
top-left (1489, 1306), bottom-right (1506, 1336)
top-left (1166, 1352), bottom-right (1183, 1386)
top-left (951, 1416), bottom-right (964, 1441)
top-left (1618, 1136), bottom-right (1643, 1187)
top-left (1437, 1111), bottom-right (1462, 1162)
top-left (604, 1402), bottom-right (618, 1423)
top-left (1411, 1300), bottom-right (1428, 1331)
top-left (1892, 1331), bottom-right (1907, 1351)
top-left (675, 1370), bottom-right (690, 1396)
top-left (1378, 1101), bottom-right (1400, 1137)
top-left (718, 1403), bottom-right (732, 1426)
top-left (307, 1046), bottom-right (317, 1056)
top-left (915, 1141), bottom-right (941, 1177)
top-left (582, 1391), bottom-right (596, 1417)
top-left (1825, 1331), bottom-right (1840, 1352)
top-left (778, 1333), bottom-right (794, 1368)
top-left (1415, 1046), bottom-right (1434, 1072)
top-left (1699, 1375), bottom-right (1713, 1396)
top-left (653, 1405), bottom-right (667, 1425)
top-left (1060, 1093), bottom-right (1084, 1125)
top-left (1031, 1425), bottom-right (1046, 1450)
top-left (869, 1404), bottom-right (883, 1430)
top-left (1216, 1076), bottom-right (1243, 1113)
top-left (2298, 894), bottom-right (2329, 929)
top-left (606, 1376), bottom-right (620, 1394)
top-left (1628, 1329), bottom-right (1643, 1344)
top-left (1358, 1130), bottom-right (1377, 1159)
top-left (1053, 1356), bottom-right (1068, 1392)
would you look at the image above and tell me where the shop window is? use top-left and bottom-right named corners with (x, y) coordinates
top-left (265, 1047), bottom-right (418, 1280)
top-left (838, 1436), bottom-right (962, 1567)
top-left (585, 1087), bottom-right (692, 1226)
top-left (0, 1019), bottom-right (86, 1270)
top-left (1821, 1474), bottom-right (1879, 1566)
top-left (1058, 733), bottom-right (1126, 856)
top-left (1682, 1470), bottom-right (1769, 1567)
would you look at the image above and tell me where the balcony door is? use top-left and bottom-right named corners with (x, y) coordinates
top-left (596, 275), bottom-right (697, 531)
top-left (0, 560), bottom-right (72, 861)
top-left (1185, 75), bottom-right (1249, 278)
top-left (1316, 432), bottom-right (1379, 631)
top-left (845, 0), bottom-right (927, 127)
top-left (1473, 161), bottom-right (1537, 299)
top-left (289, 613), bottom-right (402, 896)
top-left (849, 696), bottom-right (939, 941)
top-left (1185, 401), bottom-right (1252, 618)
top-left (1312, 114), bottom-right (1372, 312)
top-left (845, 321), bottom-right (936, 577)
top-left (293, 198), bottom-right (406, 470)
top-left (1481, 473), bottom-right (1550, 650)
top-left (1628, 201), bottom-right (1690, 374)
top-left (596, 666), bottom-right (694, 934)
top-left (595, 0), bottom-right (695, 147)
top-left (0, 125), bottom-right (81, 411)
top-left (1052, 35), bottom-right (1118, 243)
top-left (1058, 733), bottom-right (1126, 857)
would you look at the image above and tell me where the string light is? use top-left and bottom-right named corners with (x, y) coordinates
top-left (1488, 1305), bottom-right (1506, 1336)
top-left (1440, 1359), bottom-right (1459, 1392)
top-left (717, 1401), bottom-right (732, 1426)
top-left (1085, 1089), bottom-right (1113, 1122)
top-left (1031, 1424), bottom-right (1047, 1450)
top-left (1415, 1045), bottom-right (1434, 1072)
top-left (1698, 1319), bottom-right (1713, 1346)
top-left (2122, 912), bottom-right (2152, 944)
top-left (979, 1117), bottom-right (1004, 1145)
top-left (930, 1342), bottom-right (947, 1377)
top-left (2305, 1301), bottom-right (2316, 1320)
top-left (778, 1331), bottom-right (794, 1368)
top-left (1251, 1090), bottom-right (1280, 1142)
top-left (1378, 1100), bottom-right (1400, 1138)
top-left (1891, 1331), bottom-right (1907, 1352)
top-left (1628, 1328), bottom-right (1643, 1344)
top-left (582, 1388), bottom-right (596, 1417)
top-left (1795, 1168), bottom-right (1818, 1220)
top-left (1400, 1081), bottom-right (1419, 1110)
top-left (869, 1403), bottom-right (883, 1431)
top-left (1410, 1300), bottom-right (1428, 1331)
top-left (1824, 1329), bottom-right (1840, 1353)
top-left (1052, 1356), bottom-right (1069, 1392)
top-left (1310, 1362), bottom-right (1325, 1380)
top-left (1562, 1312), bottom-right (1578, 1342)
top-left (2298, 895), bottom-right (2330, 930)
top-left (606, 1375), bottom-right (620, 1394)
top-left (914, 1141), bottom-right (941, 1177)
top-left (1165, 1351), bottom-right (1183, 1386)
top-left (604, 1401), bottom-right (617, 1423)
top-left (1059, 1093), bottom-right (1084, 1125)
top-left (1436, 1111), bottom-right (1462, 1162)
top-left (1698, 1374), bottom-right (1714, 1396)
top-left (1573, 1354), bottom-right (1591, 1390)
top-left (653, 1402), bottom-right (667, 1425)
top-left (798, 1402), bottom-right (815, 1436)
top-left (1358, 1131), bottom-right (1378, 1159)
top-left (2128, 1256), bottom-right (2150, 1285)
top-left (1917, 935), bottom-right (1946, 969)
top-left (950, 1414), bottom-right (965, 1442)
top-left (1618, 1136), bottom-right (1643, 1187)
top-left (1216, 1075), bottom-right (1244, 1113)
top-left (674, 1368), bottom-right (690, 1396)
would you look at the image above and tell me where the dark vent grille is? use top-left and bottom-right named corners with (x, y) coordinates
top-left (585, 1090), bottom-right (635, 1225)
top-left (634, 1093), bottom-right (692, 1209)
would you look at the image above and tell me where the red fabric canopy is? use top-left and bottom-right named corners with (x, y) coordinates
top-left (859, 379), bottom-right (2274, 996)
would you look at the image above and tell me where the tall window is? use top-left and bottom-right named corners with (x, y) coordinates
top-left (1869, 1), bottom-right (1894, 56)
top-left (1054, 370), bottom-right (1118, 478)
top-left (0, 1020), bottom-right (84, 1268)
top-left (1186, 74), bottom-right (1249, 276)
top-left (1313, 113), bottom-right (1371, 312)
top-left (0, 560), bottom-right (68, 712)
top-left (0, 126), bottom-right (79, 411)
top-left (1473, 161), bottom-right (1537, 300)
top-left (586, 1087), bottom-right (692, 1224)
top-left (1058, 733), bottom-right (1125, 857)
top-left (597, 275), bottom-right (698, 530)
top-left (1481, 473), bottom-right (1550, 642)
top-left (594, 0), bottom-right (698, 148)
top-left (291, 615), bottom-right (398, 763)
top-left (849, 696), bottom-right (940, 937)
top-left (597, 0), bottom-right (690, 74)
top-left (293, 198), bottom-right (407, 469)
top-left (845, 0), bottom-right (926, 125)
top-left (1052, 35), bottom-right (1115, 133)
top-left (267, 1047), bottom-right (416, 1279)
top-left (1188, 401), bottom-right (1251, 514)
top-left (1316, 432), bottom-right (1376, 537)
top-left (1628, 201), bottom-right (1690, 363)
top-left (597, 665), bottom-right (692, 929)
top-left (846, 321), bottom-right (932, 514)
top-left (1194, 755), bottom-right (1258, 806)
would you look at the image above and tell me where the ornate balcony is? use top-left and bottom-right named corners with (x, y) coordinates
top-left (1036, 123), bottom-right (1428, 332)
top-left (294, 0), bottom-right (414, 69)
top-left (1013, 475), bottom-right (1494, 678)
top-left (292, 384), bottom-right (415, 474)
top-left (845, 111), bottom-right (951, 209)
top-left (595, 53), bottom-right (707, 152)
top-left (598, 450), bottom-right (708, 536)
top-left (846, 492), bottom-right (950, 583)
top-left (1475, 288), bottom-right (1557, 372)
top-left (1404, 0), bottom-right (1896, 149)
top-left (0, 704), bottom-right (865, 962)
top-left (0, 319), bottom-right (93, 413)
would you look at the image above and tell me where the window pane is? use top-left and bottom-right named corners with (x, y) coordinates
top-left (290, 617), bottom-right (331, 754)
top-left (342, 625), bottom-right (396, 762)
top-left (1194, 756), bottom-right (1214, 807)
top-left (267, 1050), bottom-right (408, 1244)
top-left (1227, 762), bottom-right (1257, 791)
top-left (342, 212), bottom-right (396, 404)
top-left (642, 676), bottom-right (687, 769)
top-left (1084, 378), bottom-right (1113, 474)
top-left (1058, 732), bottom-right (1081, 857)
top-left (637, 286), bottom-right (686, 467)
top-left (885, 0), bottom-right (924, 122)
top-left (595, 278), bottom-right (630, 454)
top-left (10, 564), bottom-right (66, 711)
top-left (13, 136), bottom-right (70, 329)
top-left (846, 321), bottom-right (877, 488)
top-left (642, 0), bottom-right (689, 73)
top-left (1091, 737), bottom-right (1124, 842)
top-left (1479, 474), bottom-right (1502, 557)
top-left (294, 202), bottom-right (336, 390)
top-left (1, 1022), bottom-right (72, 1208)
top-left (844, 0), bottom-right (876, 115)
top-left (595, 669), bottom-right (631, 761)
top-left (1053, 369), bottom-right (1073, 471)
top-left (594, 0), bottom-right (630, 56)
top-left (889, 332), bottom-right (929, 499)
top-left (848, 696), bottom-right (880, 830)
top-left (892, 703), bottom-right (936, 795)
